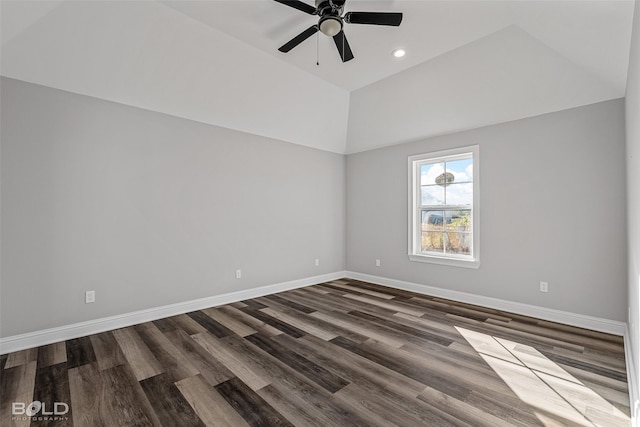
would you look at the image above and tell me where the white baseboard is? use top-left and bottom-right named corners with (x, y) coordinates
top-left (1, 270), bottom-right (627, 355)
top-left (624, 324), bottom-right (640, 427)
top-left (345, 271), bottom-right (626, 336)
top-left (0, 271), bottom-right (346, 355)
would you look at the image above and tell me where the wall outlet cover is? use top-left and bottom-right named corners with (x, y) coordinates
top-left (85, 290), bottom-right (96, 304)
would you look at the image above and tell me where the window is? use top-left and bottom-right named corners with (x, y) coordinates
top-left (408, 145), bottom-right (479, 268)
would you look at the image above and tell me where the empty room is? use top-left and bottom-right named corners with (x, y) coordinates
top-left (1, 0), bottom-right (639, 426)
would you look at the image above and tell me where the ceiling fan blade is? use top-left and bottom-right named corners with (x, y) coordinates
top-left (279, 25), bottom-right (319, 52)
top-left (273, 0), bottom-right (317, 15)
top-left (344, 11), bottom-right (403, 26)
top-left (333, 31), bottom-right (354, 62)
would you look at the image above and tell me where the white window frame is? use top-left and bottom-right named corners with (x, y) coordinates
top-left (408, 145), bottom-right (480, 268)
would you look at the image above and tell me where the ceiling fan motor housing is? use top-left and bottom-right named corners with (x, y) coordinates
top-left (316, 0), bottom-right (346, 12)
top-left (316, 0), bottom-right (343, 17)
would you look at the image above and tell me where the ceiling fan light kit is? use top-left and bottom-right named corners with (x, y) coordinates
top-left (274, 0), bottom-right (403, 62)
top-left (319, 16), bottom-right (342, 37)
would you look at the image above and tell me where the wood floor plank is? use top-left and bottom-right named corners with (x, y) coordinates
top-left (267, 377), bottom-right (375, 427)
top-left (68, 363), bottom-right (106, 427)
top-left (0, 361), bottom-right (37, 427)
top-left (1, 279), bottom-right (630, 426)
top-left (579, 346), bottom-right (627, 369)
top-left (214, 377), bottom-right (294, 427)
top-left (486, 317), bottom-right (626, 352)
top-left (170, 314), bottom-right (208, 335)
top-left (65, 336), bottom-right (97, 369)
top-left (216, 335), bottom-right (378, 427)
top-left (243, 300), bottom-right (268, 310)
top-left (331, 335), bottom-right (516, 403)
top-left (175, 374), bottom-right (251, 427)
top-left (348, 309), bottom-right (454, 346)
top-left (95, 364), bottom-right (161, 426)
top-left (89, 331), bottom-right (126, 371)
top-left (164, 329), bottom-right (235, 387)
top-left (322, 282), bottom-right (397, 300)
top-left (276, 333), bottom-right (428, 399)
top-left (335, 382), bottom-right (456, 427)
top-left (393, 311), bottom-right (470, 341)
top-left (335, 280), bottom-right (417, 299)
top-left (263, 294), bottom-right (371, 343)
top-left (135, 322), bottom-right (200, 382)
top-left (112, 327), bottom-right (163, 381)
top-left (32, 362), bottom-right (73, 426)
top-left (257, 383), bottom-right (335, 427)
top-left (311, 310), bottom-right (407, 348)
top-left (418, 386), bottom-right (521, 427)
top-left (4, 347), bottom-right (38, 369)
top-left (463, 389), bottom-right (546, 426)
top-left (237, 307), bottom-right (306, 338)
top-left (191, 332), bottom-right (272, 391)
top-left (140, 373), bottom-right (205, 427)
top-left (300, 284), bottom-right (330, 294)
top-left (259, 293), bottom-right (317, 313)
top-left (289, 288), bottom-right (367, 314)
top-left (217, 306), bottom-right (283, 337)
top-left (37, 342), bottom-right (67, 369)
top-left (244, 333), bottom-right (349, 393)
top-left (187, 311), bottom-right (234, 338)
top-left (541, 350), bottom-right (628, 382)
top-left (343, 293), bottom-right (428, 317)
top-left (468, 319), bottom-right (587, 353)
top-left (151, 317), bottom-right (180, 333)
top-left (259, 307), bottom-right (337, 341)
top-left (201, 307), bottom-right (257, 337)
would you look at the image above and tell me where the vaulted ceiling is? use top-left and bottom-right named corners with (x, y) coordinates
top-left (1, 0), bottom-right (635, 154)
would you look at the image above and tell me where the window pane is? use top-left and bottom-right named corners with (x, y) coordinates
top-left (445, 232), bottom-right (472, 255)
top-left (421, 210), bottom-right (444, 231)
top-left (443, 210), bottom-right (472, 232)
top-left (421, 232), bottom-right (444, 253)
top-left (421, 185), bottom-right (444, 205)
top-left (410, 146), bottom-right (478, 264)
top-left (420, 162), bottom-right (445, 185)
top-left (445, 183), bottom-right (472, 205)
top-left (445, 159), bottom-right (473, 183)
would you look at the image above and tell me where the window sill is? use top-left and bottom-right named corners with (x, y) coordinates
top-left (408, 254), bottom-right (480, 269)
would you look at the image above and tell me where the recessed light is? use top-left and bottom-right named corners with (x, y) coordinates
top-left (392, 48), bottom-right (406, 58)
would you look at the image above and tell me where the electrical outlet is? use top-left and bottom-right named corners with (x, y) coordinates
top-left (235, 269), bottom-right (242, 279)
top-left (539, 281), bottom-right (548, 293)
top-left (375, 259), bottom-right (381, 267)
top-left (315, 259), bottom-right (320, 266)
top-left (85, 290), bottom-right (95, 304)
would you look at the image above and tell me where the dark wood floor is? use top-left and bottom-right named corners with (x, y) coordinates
top-left (0, 279), bottom-right (630, 426)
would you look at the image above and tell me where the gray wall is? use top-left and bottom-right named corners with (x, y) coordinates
top-left (625, 0), bottom-right (640, 405)
top-left (0, 75), bottom-right (631, 339)
top-left (346, 99), bottom-right (627, 321)
top-left (0, 77), bottom-right (345, 337)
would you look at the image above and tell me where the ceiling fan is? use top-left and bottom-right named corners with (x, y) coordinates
top-left (274, 0), bottom-right (403, 62)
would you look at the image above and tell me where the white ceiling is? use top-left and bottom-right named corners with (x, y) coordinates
top-left (1, 0), bottom-right (636, 154)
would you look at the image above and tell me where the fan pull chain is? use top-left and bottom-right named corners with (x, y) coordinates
top-left (316, 31), bottom-right (320, 66)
